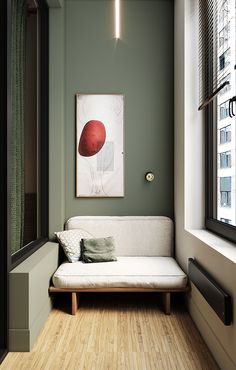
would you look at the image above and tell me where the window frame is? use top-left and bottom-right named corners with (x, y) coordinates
top-left (9, 0), bottom-right (49, 270)
top-left (205, 104), bottom-right (236, 243)
top-left (0, 0), bottom-right (9, 363)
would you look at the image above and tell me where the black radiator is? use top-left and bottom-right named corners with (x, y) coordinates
top-left (188, 258), bottom-right (232, 325)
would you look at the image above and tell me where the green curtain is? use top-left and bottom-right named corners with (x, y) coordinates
top-left (10, 0), bottom-right (26, 254)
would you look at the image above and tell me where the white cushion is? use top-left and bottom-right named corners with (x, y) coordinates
top-left (52, 257), bottom-right (187, 289)
top-left (55, 229), bottom-right (93, 262)
top-left (65, 216), bottom-right (173, 257)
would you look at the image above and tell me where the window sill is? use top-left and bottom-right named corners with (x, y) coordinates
top-left (11, 237), bottom-right (48, 270)
top-left (186, 229), bottom-right (236, 263)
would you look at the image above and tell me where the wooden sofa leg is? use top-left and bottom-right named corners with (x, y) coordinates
top-left (162, 292), bottom-right (171, 315)
top-left (72, 292), bottom-right (78, 315)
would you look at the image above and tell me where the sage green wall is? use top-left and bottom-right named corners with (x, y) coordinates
top-left (49, 0), bottom-right (174, 235)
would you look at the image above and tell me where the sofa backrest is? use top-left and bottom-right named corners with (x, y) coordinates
top-left (65, 216), bottom-right (173, 257)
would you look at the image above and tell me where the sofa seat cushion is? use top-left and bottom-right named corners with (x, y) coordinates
top-left (52, 257), bottom-right (187, 290)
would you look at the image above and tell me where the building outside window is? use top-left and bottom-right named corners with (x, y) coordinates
top-left (219, 125), bottom-right (231, 144)
top-left (217, 0), bottom-right (236, 227)
top-left (220, 190), bottom-right (231, 207)
top-left (219, 0), bottom-right (229, 24)
top-left (219, 23), bottom-right (230, 48)
top-left (220, 218), bottom-right (231, 224)
top-left (219, 48), bottom-right (231, 70)
top-left (219, 101), bottom-right (230, 119)
top-left (220, 177), bottom-right (231, 207)
top-left (200, 0), bottom-right (236, 240)
top-left (219, 151), bottom-right (231, 168)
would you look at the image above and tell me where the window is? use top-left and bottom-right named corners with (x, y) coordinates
top-left (220, 177), bottom-right (231, 207)
top-left (219, 101), bottom-right (230, 120)
top-left (220, 218), bottom-right (231, 224)
top-left (219, 0), bottom-right (229, 24)
top-left (9, 0), bottom-right (49, 267)
top-left (199, 0), bottom-right (236, 242)
top-left (219, 23), bottom-right (230, 48)
top-left (219, 48), bottom-right (230, 70)
top-left (219, 125), bottom-right (231, 144)
top-left (220, 191), bottom-right (231, 207)
top-left (219, 151), bottom-right (231, 168)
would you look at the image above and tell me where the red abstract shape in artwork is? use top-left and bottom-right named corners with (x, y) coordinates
top-left (78, 120), bottom-right (106, 157)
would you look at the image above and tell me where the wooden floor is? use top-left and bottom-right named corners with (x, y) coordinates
top-left (1, 293), bottom-right (219, 370)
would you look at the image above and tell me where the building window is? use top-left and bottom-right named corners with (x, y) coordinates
top-left (219, 151), bottom-right (231, 168)
top-left (220, 218), bottom-right (231, 224)
top-left (219, 101), bottom-right (230, 120)
top-left (220, 177), bottom-right (231, 207)
top-left (219, 125), bottom-right (231, 143)
top-left (219, 48), bottom-right (230, 70)
top-left (219, 0), bottom-right (229, 24)
top-left (219, 23), bottom-right (230, 48)
top-left (220, 191), bottom-right (231, 207)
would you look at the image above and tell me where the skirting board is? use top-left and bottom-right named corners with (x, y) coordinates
top-left (9, 298), bottom-right (53, 352)
top-left (187, 290), bottom-right (236, 370)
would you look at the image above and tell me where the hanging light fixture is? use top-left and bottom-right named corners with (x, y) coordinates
top-left (115, 0), bottom-right (120, 39)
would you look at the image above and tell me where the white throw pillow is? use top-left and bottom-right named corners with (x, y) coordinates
top-left (55, 229), bottom-right (93, 262)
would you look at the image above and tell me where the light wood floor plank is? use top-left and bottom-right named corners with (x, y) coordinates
top-left (0, 293), bottom-right (219, 370)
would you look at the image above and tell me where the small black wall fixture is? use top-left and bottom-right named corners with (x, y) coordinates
top-left (188, 258), bottom-right (232, 326)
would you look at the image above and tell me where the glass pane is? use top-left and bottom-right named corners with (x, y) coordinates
top-left (24, 6), bottom-right (38, 246)
top-left (217, 0), bottom-right (236, 226)
top-left (10, 1), bottom-right (40, 255)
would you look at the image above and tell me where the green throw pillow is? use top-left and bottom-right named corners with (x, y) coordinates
top-left (81, 236), bottom-right (117, 263)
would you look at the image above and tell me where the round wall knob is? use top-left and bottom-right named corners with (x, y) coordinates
top-left (145, 172), bottom-right (155, 182)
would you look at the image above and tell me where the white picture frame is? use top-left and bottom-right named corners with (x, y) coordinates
top-left (76, 94), bottom-right (124, 197)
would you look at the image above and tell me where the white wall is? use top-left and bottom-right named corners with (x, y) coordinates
top-left (174, 1), bottom-right (236, 369)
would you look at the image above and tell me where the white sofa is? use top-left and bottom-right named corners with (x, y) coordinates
top-left (50, 216), bottom-right (188, 315)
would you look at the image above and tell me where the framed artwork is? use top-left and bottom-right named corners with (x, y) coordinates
top-left (76, 94), bottom-right (124, 197)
